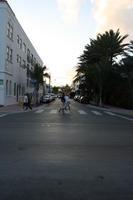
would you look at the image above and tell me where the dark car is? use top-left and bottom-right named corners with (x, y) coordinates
top-left (80, 96), bottom-right (90, 104)
top-left (77, 95), bottom-right (82, 102)
top-left (74, 95), bottom-right (78, 101)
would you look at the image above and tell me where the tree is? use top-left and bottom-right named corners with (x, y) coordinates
top-left (53, 86), bottom-right (60, 94)
top-left (30, 64), bottom-right (49, 104)
top-left (120, 55), bottom-right (133, 107)
top-left (75, 29), bottom-right (128, 106)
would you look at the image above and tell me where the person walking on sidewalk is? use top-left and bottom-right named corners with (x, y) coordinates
top-left (23, 93), bottom-right (32, 110)
top-left (27, 93), bottom-right (32, 110)
top-left (23, 93), bottom-right (28, 110)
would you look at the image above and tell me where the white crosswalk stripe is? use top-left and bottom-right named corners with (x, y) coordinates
top-left (104, 111), bottom-right (116, 116)
top-left (35, 109), bottom-right (44, 114)
top-left (64, 110), bottom-right (70, 114)
top-left (78, 110), bottom-right (87, 115)
top-left (50, 109), bottom-right (57, 114)
top-left (0, 114), bottom-right (7, 118)
top-left (91, 110), bottom-right (102, 116)
top-left (114, 114), bottom-right (133, 122)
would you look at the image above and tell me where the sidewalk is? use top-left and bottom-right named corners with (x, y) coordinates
top-left (0, 104), bottom-right (23, 113)
top-left (0, 104), bottom-right (40, 114)
top-left (89, 102), bottom-right (133, 117)
top-left (107, 105), bottom-right (133, 117)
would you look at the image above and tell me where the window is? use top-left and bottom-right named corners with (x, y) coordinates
top-left (22, 60), bottom-right (26, 68)
top-left (27, 66), bottom-right (30, 77)
top-left (31, 54), bottom-right (34, 65)
top-left (19, 84), bottom-right (21, 95)
top-left (17, 35), bottom-right (22, 49)
top-left (9, 81), bottom-right (12, 95)
top-left (7, 22), bottom-right (13, 40)
top-left (9, 49), bottom-right (13, 62)
top-left (17, 35), bottom-right (19, 44)
top-left (27, 49), bottom-right (30, 56)
top-left (19, 57), bottom-right (21, 66)
top-left (6, 46), bottom-right (13, 63)
top-left (6, 80), bottom-right (8, 95)
top-left (23, 43), bottom-right (26, 53)
top-left (27, 49), bottom-right (30, 63)
top-left (6, 47), bottom-right (9, 60)
top-left (34, 57), bottom-right (36, 65)
top-left (0, 79), bottom-right (4, 86)
top-left (27, 79), bottom-right (29, 87)
top-left (22, 86), bottom-right (25, 96)
top-left (17, 54), bottom-right (21, 66)
top-left (19, 38), bottom-right (22, 49)
top-left (14, 83), bottom-right (16, 96)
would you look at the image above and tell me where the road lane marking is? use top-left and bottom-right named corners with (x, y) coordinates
top-left (87, 105), bottom-right (108, 111)
top-left (50, 109), bottom-right (57, 114)
top-left (115, 114), bottom-right (133, 122)
top-left (0, 114), bottom-right (7, 118)
top-left (78, 110), bottom-right (87, 115)
top-left (104, 111), bottom-right (133, 121)
top-left (91, 110), bottom-right (102, 116)
top-left (104, 111), bottom-right (116, 116)
top-left (35, 109), bottom-right (44, 113)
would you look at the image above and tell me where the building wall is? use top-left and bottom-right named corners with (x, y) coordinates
top-left (0, 1), bottom-right (43, 106)
top-left (0, 2), bottom-right (6, 105)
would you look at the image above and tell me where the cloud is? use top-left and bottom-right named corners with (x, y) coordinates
top-left (91, 0), bottom-right (133, 39)
top-left (57, 0), bottom-right (82, 24)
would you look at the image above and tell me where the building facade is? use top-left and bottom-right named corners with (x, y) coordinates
top-left (0, 0), bottom-right (43, 106)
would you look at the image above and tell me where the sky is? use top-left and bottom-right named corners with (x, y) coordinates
top-left (8, 0), bottom-right (133, 86)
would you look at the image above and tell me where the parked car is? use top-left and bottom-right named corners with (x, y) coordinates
top-left (41, 94), bottom-right (51, 103)
top-left (77, 95), bottom-right (82, 102)
top-left (74, 95), bottom-right (77, 101)
top-left (49, 93), bottom-right (56, 101)
top-left (74, 95), bottom-right (80, 101)
top-left (80, 96), bottom-right (90, 104)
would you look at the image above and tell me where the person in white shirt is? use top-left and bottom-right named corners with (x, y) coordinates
top-left (65, 94), bottom-right (70, 110)
top-left (23, 93), bottom-right (28, 110)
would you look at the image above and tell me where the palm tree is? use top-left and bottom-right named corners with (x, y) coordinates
top-left (120, 55), bottom-right (133, 107)
top-left (30, 64), bottom-right (48, 104)
top-left (76, 29), bottom-right (128, 106)
top-left (43, 72), bottom-right (51, 93)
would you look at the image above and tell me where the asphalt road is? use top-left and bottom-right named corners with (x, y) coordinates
top-left (0, 99), bottom-right (133, 200)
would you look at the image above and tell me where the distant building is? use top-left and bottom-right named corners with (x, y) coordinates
top-left (0, 0), bottom-right (43, 106)
top-left (73, 79), bottom-right (79, 92)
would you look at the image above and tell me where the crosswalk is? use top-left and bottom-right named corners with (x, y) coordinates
top-left (0, 114), bottom-right (7, 118)
top-left (35, 109), bottom-right (44, 114)
top-left (0, 109), bottom-right (133, 122)
top-left (78, 110), bottom-right (87, 115)
top-left (34, 109), bottom-right (133, 121)
top-left (91, 110), bottom-right (102, 116)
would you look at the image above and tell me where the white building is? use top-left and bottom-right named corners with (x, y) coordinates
top-left (0, 0), bottom-right (43, 106)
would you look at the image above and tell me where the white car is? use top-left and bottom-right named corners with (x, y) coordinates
top-left (42, 95), bottom-right (51, 103)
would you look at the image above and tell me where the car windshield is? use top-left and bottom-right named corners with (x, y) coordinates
top-left (44, 95), bottom-right (49, 98)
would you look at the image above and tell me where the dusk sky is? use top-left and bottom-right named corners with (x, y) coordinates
top-left (8, 0), bottom-right (133, 86)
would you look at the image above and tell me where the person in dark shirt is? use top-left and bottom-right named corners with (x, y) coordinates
top-left (59, 92), bottom-right (65, 113)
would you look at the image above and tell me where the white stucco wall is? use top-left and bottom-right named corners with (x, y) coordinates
top-left (0, 2), bottom-right (6, 105)
top-left (0, 1), bottom-right (43, 106)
